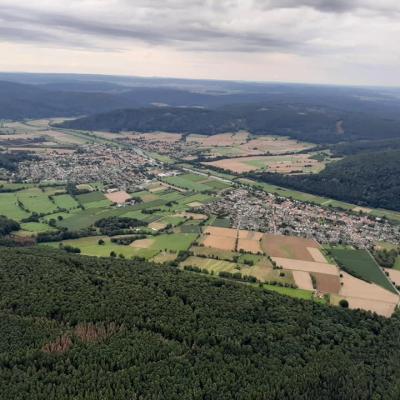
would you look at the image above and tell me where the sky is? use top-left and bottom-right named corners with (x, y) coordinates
top-left (1, 0), bottom-right (400, 86)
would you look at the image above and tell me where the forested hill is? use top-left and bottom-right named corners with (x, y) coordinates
top-left (251, 150), bottom-right (400, 211)
top-left (2, 247), bottom-right (400, 399)
top-left (57, 103), bottom-right (400, 143)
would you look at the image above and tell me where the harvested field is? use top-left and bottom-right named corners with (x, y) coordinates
top-left (307, 247), bottom-right (327, 263)
top-left (204, 226), bottom-right (237, 238)
top-left (202, 235), bottom-right (236, 251)
top-left (177, 212), bottom-right (208, 220)
top-left (237, 239), bottom-right (262, 254)
top-left (292, 271), bottom-right (314, 291)
top-left (130, 238), bottom-right (155, 249)
top-left (148, 221), bottom-right (167, 231)
top-left (187, 201), bottom-right (203, 207)
top-left (105, 191), bottom-right (131, 204)
top-left (261, 234), bottom-right (319, 261)
top-left (345, 297), bottom-right (397, 318)
top-left (272, 257), bottom-right (339, 276)
top-left (313, 273), bottom-right (341, 294)
top-left (339, 271), bottom-right (399, 316)
top-left (384, 268), bottom-right (400, 287)
top-left (204, 154), bottom-right (324, 174)
top-left (187, 132), bottom-right (249, 147)
top-left (238, 230), bottom-right (263, 240)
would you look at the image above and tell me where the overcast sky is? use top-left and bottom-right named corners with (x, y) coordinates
top-left (1, 0), bottom-right (400, 86)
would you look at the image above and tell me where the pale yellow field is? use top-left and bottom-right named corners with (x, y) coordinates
top-left (271, 257), bottom-right (339, 276)
top-left (292, 271), bottom-right (314, 291)
top-left (105, 191), bottom-right (131, 204)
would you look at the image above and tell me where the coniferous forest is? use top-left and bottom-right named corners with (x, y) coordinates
top-left (1, 247), bottom-right (400, 399)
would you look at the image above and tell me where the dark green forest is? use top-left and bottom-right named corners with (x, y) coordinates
top-left (1, 247), bottom-right (400, 399)
top-left (250, 150), bottom-right (400, 211)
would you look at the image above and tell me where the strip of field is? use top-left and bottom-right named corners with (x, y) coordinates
top-left (272, 257), bottom-right (339, 276)
top-left (262, 284), bottom-right (314, 301)
top-left (131, 233), bottom-right (198, 252)
top-left (292, 271), bottom-right (314, 291)
top-left (330, 248), bottom-right (396, 293)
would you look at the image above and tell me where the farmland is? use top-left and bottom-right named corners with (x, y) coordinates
top-left (329, 248), bottom-right (397, 293)
top-left (204, 153), bottom-right (326, 174)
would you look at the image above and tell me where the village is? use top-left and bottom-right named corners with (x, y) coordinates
top-left (201, 188), bottom-right (400, 249)
top-left (14, 144), bottom-right (159, 190)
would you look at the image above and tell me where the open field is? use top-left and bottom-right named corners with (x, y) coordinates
top-left (313, 273), bottom-right (341, 294)
top-left (261, 234), bottom-right (320, 261)
top-left (52, 194), bottom-right (79, 209)
top-left (42, 236), bottom-right (158, 259)
top-left (105, 191), bottom-right (131, 204)
top-left (384, 268), bottom-right (400, 287)
top-left (131, 233), bottom-right (198, 252)
top-left (186, 132), bottom-right (313, 158)
top-left (272, 257), bottom-right (339, 276)
top-left (19, 222), bottom-right (58, 234)
top-left (262, 284), bottom-right (314, 301)
top-left (187, 132), bottom-right (249, 147)
top-left (292, 271), bottom-right (314, 291)
top-left (204, 153), bottom-right (325, 174)
top-left (330, 248), bottom-right (396, 293)
top-left (76, 191), bottom-right (112, 208)
top-left (163, 173), bottom-right (231, 193)
top-left (0, 193), bottom-right (29, 220)
top-left (338, 271), bottom-right (399, 317)
top-left (17, 188), bottom-right (58, 214)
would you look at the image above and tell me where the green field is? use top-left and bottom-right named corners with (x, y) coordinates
top-left (330, 248), bottom-right (396, 293)
top-left (148, 233), bottom-right (198, 252)
top-left (0, 193), bottom-right (29, 220)
top-left (211, 218), bottom-right (231, 228)
top-left (163, 174), bottom-right (212, 192)
top-left (20, 222), bottom-right (58, 234)
top-left (76, 191), bottom-right (112, 209)
top-left (17, 188), bottom-right (59, 214)
top-left (262, 284), bottom-right (315, 300)
top-left (181, 256), bottom-right (239, 273)
top-left (42, 236), bottom-right (159, 259)
top-left (52, 194), bottom-right (79, 209)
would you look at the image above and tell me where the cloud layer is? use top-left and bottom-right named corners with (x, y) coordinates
top-left (0, 0), bottom-right (400, 85)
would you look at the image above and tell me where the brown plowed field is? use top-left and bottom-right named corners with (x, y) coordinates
top-left (313, 273), bottom-right (340, 294)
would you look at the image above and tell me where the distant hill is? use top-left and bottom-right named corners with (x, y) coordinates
top-left (58, 103), bottom-right (400, 144)
top-left (251, 150), bottom-right (400, 211)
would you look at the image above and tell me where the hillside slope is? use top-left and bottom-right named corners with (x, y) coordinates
top-left (1, 247), bottom-right (400, 399)
top-left (251, 150), bottom-right (400, 211)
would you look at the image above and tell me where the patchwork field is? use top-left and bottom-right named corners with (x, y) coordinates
top-left (186, 132), bottom-right (313, 158)
top-left (42, 236), bottom-right (158, 259)
top-left (17, 188), bottom-right (59, 214)
top-left (163, 173), bottom-right (231, 193)
top-left (261, 234), bottom-right (320, 261)
top-left (204, 153), bottom-right (325, 174)
top-left (338, 271), bottom-right (399, 317)
top-left (330, 248), bottom-right (396, 293)
top-left (131, 233), bottom-right (198, 252)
